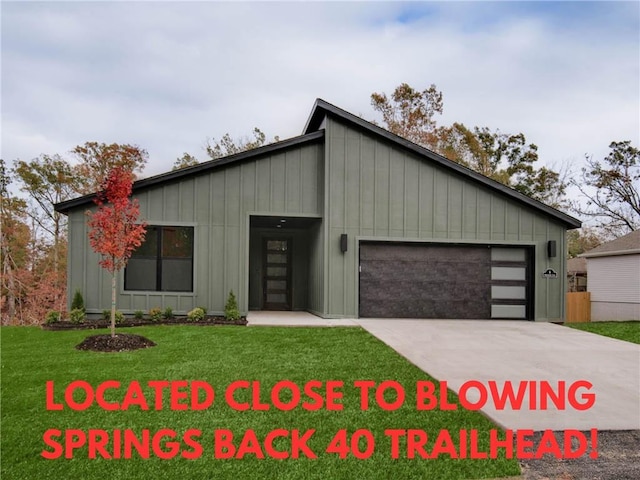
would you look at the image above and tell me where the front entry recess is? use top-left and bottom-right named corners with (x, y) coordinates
top-left (263, 238), bottom-right (291, 310)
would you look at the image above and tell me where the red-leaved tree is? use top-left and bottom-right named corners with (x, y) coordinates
top-left (87, 167), bottom-right (146, 337)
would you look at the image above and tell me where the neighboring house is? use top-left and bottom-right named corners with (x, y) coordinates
top-left (567, 257), bottom-right (588, 292)
top-left (580, 230), bottom-right (640, 321)
top-left (55, 99), bottom-right (581, 321)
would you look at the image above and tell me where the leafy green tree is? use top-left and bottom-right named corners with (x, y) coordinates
top-left (13, 155), bottom-right (79, 275)
top-left (1, 160), bottom-right (31, 323)
top-left (572, 141), bottom-right (640, 235)
top-left (371, 83), bottom-right (443, 148)
top-left (567, 228), bottom-right (603, 258)
top-left (371, 83), bottom-right (567, 208)
top-left (172, 152), bottom-right (199, 170)
top-left (205, 128), bottom-right (279, 161)
top-left (72, 142), bottom-right (148, 194)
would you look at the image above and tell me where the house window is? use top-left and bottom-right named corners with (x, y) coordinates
top-left (125, 226), bottom-right (194, 292)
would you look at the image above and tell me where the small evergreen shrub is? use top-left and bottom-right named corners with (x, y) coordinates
top-left (149, 307), bottom-right (162, 322)
top-left (187, 307), bottom-right (205, 322)
top-left (45, 311), bottom-right (61, 324)
top-left (71, 289), bottom-right (85, 311)
top-left (134, 310), bottom-right (145, 320)
top-left (163, 306), bottom-right (174, 319)
top-left (69, 308), bottom-right (85, 324)
top-left (224, 290), bottom-right (240, 321)
top-left (103, 309), bottom-right (125, 323)
top-left (197, 306), bottom-right (208, 315)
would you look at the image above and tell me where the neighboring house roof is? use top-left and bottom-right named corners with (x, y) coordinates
top-left (580, 229), bottom-right (640, 258)
top-left (54, 98), bottom-right (582, 229)
top-left (567, 257), bottom-right (587, 274)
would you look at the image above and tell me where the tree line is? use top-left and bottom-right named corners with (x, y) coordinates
top-left (1, 83), bottom-right (638, 325)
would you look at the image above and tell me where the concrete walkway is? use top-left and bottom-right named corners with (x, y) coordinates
top-left (247, 311), bottom-right (359, 327)
top-left (246, 312), bottom-right (640, 431)
top-left (357, 319), bottom-right (640, 431)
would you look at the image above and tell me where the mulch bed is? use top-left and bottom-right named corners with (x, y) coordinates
top-left (42, 316), bottom-right (247, 331)
top-left (76, 333), bottom-right (157, 352)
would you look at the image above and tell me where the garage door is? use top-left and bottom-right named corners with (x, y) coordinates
top-left (359, 243), bottom-right (531, 319)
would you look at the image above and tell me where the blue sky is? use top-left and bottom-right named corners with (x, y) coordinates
top-left (2, 1), bottom-right (638, 192)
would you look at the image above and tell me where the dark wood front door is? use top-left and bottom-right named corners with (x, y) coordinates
top-left (263, 238), bottom-right (291, 310)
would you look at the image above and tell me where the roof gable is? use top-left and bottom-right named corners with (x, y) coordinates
top-left (55, 130), bottom-right (324, 214)
top-left (304, 98), bottom-right (581, 229)
top-left (56, 98), bottom-right (582, 229)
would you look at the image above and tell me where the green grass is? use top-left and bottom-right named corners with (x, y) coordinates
top-left (565, 321), bottom-right (640, 344)
top-left (1, 326), bottom-right (520, 480)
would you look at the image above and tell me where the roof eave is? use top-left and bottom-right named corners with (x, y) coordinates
top-left (54, 130), bottom-right (325, 214)
top-left (580, 248), bottom-right (640, 258)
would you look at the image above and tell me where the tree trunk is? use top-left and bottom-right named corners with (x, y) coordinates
top-left (54, 213), bottom-right (59, 277)
top-left (54, 212), bottom-right (64, 312)
top-left (2, 249), bottom-right (16, 324)
top-left (111, 272), bottom-right (116, 338)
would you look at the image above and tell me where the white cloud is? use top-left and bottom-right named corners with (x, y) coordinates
top-left (2, 0), bottom-right (638, 186)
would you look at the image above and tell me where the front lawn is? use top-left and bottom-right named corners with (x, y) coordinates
top-left (1, 326), bottom-right (520, 479)
top-left (565, 321), bottom-right (640, 344)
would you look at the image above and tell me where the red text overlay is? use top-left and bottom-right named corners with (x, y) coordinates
top-left (45, 379), bottom-right (595, 411)
top-left (42, 379), bottom-right (598, 461)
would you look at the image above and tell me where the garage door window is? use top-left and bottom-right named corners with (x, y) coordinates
top-left (490, 248), bottom-right (530, 319)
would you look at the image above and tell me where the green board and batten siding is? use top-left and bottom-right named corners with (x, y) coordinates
top-left (322, 116), bottom-right (567, 321)
top-left (66, 142), bottom-right (325, 315)
top-left (62, 100), bottom-right (577, 321)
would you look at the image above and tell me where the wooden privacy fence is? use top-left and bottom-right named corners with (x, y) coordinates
top-left (566, 292), bottom-right (591, 323)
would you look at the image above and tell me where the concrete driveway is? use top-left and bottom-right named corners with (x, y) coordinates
top-left (356, 319), bottom-right (640, 431)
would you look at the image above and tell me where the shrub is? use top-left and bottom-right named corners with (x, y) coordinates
top-left (224, 290), bottom-right (240, 321)
top-left (149, 307), bottom-right (162, 322)
top-left (103, 309), bottom-right (125, 323)
top-left (45, 311), bottom-right (61, 324)
top-left (163, 306), bottom-right (174, 319)
top-left (133, 310), bottom-right (145, 320)
top-left (197, 306), bottom-right (208, 315)
top-left (69, 308), bottom-right (85, 324)
top-left (187, 307), bottom-right (206, 322)
top-left (71, 289), bottom-right (85, 311)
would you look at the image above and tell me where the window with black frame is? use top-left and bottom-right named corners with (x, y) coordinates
top-left (125, 226), bottom-right (194, 292)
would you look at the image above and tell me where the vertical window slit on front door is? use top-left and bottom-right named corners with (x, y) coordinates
top-left (263, 238), bottom-right (291, 310)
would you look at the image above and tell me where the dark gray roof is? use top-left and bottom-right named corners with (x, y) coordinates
top-left (581, 230), bottom-right (640, 258)
top-left (54, 130), bottom-right (324, 214)
top-left (304, 98), bottom-right (581, 229)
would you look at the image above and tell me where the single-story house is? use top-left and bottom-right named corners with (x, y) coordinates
top-left (580, 230), bottom-right (640, 321)
top-left (55, 99), bottom-right (581, 321)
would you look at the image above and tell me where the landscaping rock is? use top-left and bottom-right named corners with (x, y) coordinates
top-left (520, 430), bottom-right (640, 480)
